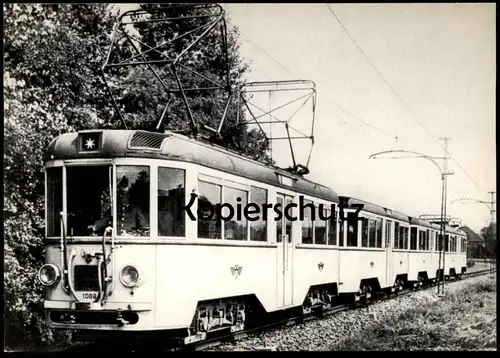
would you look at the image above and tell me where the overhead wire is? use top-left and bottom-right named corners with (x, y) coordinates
top-left (224, 18), bottom-right (398, 140)
top-left (325, 4), bottom-right (483, 192)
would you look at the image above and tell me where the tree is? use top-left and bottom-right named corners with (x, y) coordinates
top-left (480, 222), bottom-right (497, 258)
top-left (4, 4), bottom-right (125, 347)
top-left (105, 3), bottom-right (271, 162)
top-left (3, 3), bottom-right (268, 348)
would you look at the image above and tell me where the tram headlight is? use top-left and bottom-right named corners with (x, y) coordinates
top-left (38, 264), bottom-right (61, 286)
top-left (120, 265), bottom-right (140, 288)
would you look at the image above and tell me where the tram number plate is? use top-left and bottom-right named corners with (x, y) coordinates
top-left (80, 292), bottom-right (98, 302)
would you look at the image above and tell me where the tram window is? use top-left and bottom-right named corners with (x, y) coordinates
top-left (426, 230), bottom-right (430, 251)
top-left (369, 219), bottom-right (377, 248)
top-left (327, 209), bottom-right (337, 245)
top-left (314, 205), bottom-right (326, 245)
top-left (276, 196), bottom-right (284, 243)
top-left (394, 222), bottom-right (400, 249)
top-left (361, 218), bottom-right (369, 247)
top-left (301, 199), bottom-right (314, 244)
top-left (404, 227), bottom-right (409, 249)
top-left (158, 167), bottom-right (185, 237)
top-left (67, 166), bottom-right (112, 237)
top-left (116, 166), bottom-right (150, 237)
top-left (410, 227), bottom-right (418, 250)
top-left (376, 218), bottom-right (383, 248)
top-left (223, 186), bottom-right (248, 241)
top-left (46, 167), bottom-right (63, 236)
top-left (338, 219), bottom-right (344, 247)
top-left (398, 226), bottom-right (405, 249)
top-left (419, 231), bottom-right (425, 250)
top-left (346, 218), bottom-right (358, 247)
top-left (444, 234), bottom-right (450, 252)
top-left (197, 180), bottom-right (222, 239)
top-left (285, 196), bottom-right (292, 243)
top-left (249, 186), bottom-right (267, 242)
top-left (385, 220), bottom-right (392, 248)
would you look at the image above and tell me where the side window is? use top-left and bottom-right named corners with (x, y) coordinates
top-left (369, 219), bottom-right (377, 247)
top-left (301, 199), bottom-right (314, 244)
top-left (419, 230), bottom-right (425, 250)
top-left (404, 227), bottom-right (409, 249)
top-left (276, 196), bottom-right (284, 243)
top-left (314, 204), bottom-right (327, 245)
top-left (398, 225), bottom-right (405, 249)
top-left (346, 215), bottom-right (358, 247)
top-left (444, 234), bottom-right (450, 252)
top-left (223, 186), bottom-right (248, 241)
top-left (249, 186), bottom-right (267, 242)
top-left (338, 218), bottom-right (344, 247)
top-left (394, 222), bottom-right (400, 249)
top-left (376, 218), bottom-right (383, 248)
top-left (327, 207), bottom-right (337, 245)
top-left (410, 227), bottom-right (418, 250)
top-left (361, 217), bottom-right (369, 247)
top-left (116, 165), bottom-right (150, 237)
top-left (197, 180), bottom-right (222, 239)
top-left (158, 167), bottom-right (185, 237)
top-left (385, 220), bottom-right (392, 248)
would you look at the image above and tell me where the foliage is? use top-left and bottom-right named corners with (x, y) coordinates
top-left (4, 4), bottom-right (121, 348)
top-left (107, 3), bottom-right (271, 162)
top-left (480, 222), bottom-right (497, 258)
top-left (3, 3), bottom-right (264, 350)
top-left (334, 277), bottom-right (497, 351)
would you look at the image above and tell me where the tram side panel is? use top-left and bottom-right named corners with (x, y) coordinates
top-left (154, 243), bottom-right (277, 329)
top-left (338, 249), bottom-right (388, 293)
top-left (392, 250), bottom-right (410, 281)
top-left (293, 247), bottom-right (339, 306)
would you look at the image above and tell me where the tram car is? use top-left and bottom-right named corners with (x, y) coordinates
top-left (37, 129), bottom-right (468, 344)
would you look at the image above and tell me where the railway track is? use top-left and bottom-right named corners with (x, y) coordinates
top-left (65, 268), bottom-right (495, 353)
top-left (174, 268), bottom-right (496, 351)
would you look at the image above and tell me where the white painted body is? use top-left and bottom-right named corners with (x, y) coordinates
top-left (42, 155), bottom-right (468, 332)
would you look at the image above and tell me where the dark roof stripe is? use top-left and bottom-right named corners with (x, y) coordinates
top-left (44, 129), bottom-right (339, 203)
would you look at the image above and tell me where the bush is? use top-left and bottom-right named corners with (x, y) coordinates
top-left (467, 260), bottom-right (475, 268)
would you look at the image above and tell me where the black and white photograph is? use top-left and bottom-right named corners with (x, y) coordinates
top-left (3, 2), bottom-right (496, 352)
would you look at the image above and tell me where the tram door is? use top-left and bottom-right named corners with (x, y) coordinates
top-left (385, 220), bottom-right (393, 287)
top-left (277, 194), bottom-right (294, 308)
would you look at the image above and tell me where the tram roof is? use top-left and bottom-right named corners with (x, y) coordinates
top-left (339, 196), bottom-right (410, 223)
top-left (44, 129), bottom-right (339, 203)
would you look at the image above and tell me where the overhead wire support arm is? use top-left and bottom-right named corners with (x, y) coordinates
top-left (237, 80), bottom-right (317, 176)
top-left (100, 3), bottom-right (231, 136)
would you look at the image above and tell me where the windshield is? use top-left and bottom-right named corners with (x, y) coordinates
top-left (67, 166), bottom-right (112, 236)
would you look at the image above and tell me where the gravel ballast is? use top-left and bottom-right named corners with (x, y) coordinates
top-left (208, 274), bottom-right (496, 351)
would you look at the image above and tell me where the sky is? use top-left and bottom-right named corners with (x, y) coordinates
top-left (116, 3), bottom-right (496, 233)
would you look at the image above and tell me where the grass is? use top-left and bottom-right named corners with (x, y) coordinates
top-left (334, 277), bottom-right (497, 351)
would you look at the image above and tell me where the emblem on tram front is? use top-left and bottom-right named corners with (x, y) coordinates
top-left (318, 262), bottom-right (324, 271)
